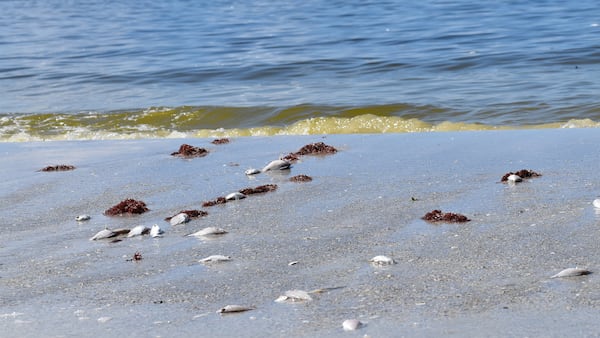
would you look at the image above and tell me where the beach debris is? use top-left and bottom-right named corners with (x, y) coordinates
top-left (76, 214), bottom-right (91, 222)
top-left (125, 251), bottom-right (143, 262)
top-left (592, 199), bottom-right (600, 209)
top-left (295, 142), bottom-right (338, 156)
top-left (275, 289), bottom-right (313, 303)
top-left (90, 228), bottom-right (118, 241)
top-left (150, 224), bottom-right (164, 238)
top-left (199, 255), bottom-right (232, 263)
top-left (245, 168), bottom-right (261, 175)
top-left (169, 212), bottom-right (190, 226)
top-left (369, 255), bottom-right (396, 266)
top-left (501, 169), bottom-right (541, 182)
top-left (188, 226), bottom-right (228, 237)
top-left (38, 164), bottom-right (76, 172)
top-left (551, 267), bottom-right (592, 278)
top-left (288, 261), bottom-right (299, 266)
top-left (506, 174), bottom-right (523, 183)
top-left (202, 197), bottom-right (228, 207)
top-left (225, 192), bottom-right (246, 200)
top-left (239, 184), bottom-right (278, 195)
top-left (104, 199), bottom-right (149, 216)
top-left (171, 144), bottom-right (209, 158)
top-left (342, 319), bottom-right (363, 331)
top-left (422, 210), bottom-right (470, 223)
top-left (262, 159), bottom-right (292, 172)
top-left (217, 305), bottom-right (255, 314)
top-left (127, 225), bottom-right (150, 237)
top-left (289, 174), bottom-right (312, 182)
top-left (211, 138), bottom-right (230, 145)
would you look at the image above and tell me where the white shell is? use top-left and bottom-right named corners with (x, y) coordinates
top-left (370, 255), bottom-right (396, 265)
top-left (262, 159), bottom-right (291, 172)
top-left (217, 305), bottom-right (255, 314)
top-left (245, 168), bottom-right (261, 175)
top-left (225, 192), bottom-right (246, 200)
top-left (188, 227), bottom-right (228, 237)
top-left (127, 225), bottom-right (149, 237)
top-left (551, 267), bottom-right (591, 278)
top-left (76, 214), bottom-right (91, 222)
top-left (170, 213), bottom-right (190, 226)
top-left (593, 199), bottom-right (600, 209)
top-left (506, 174), bottom-right (523, 183)
top-left (342, 319), bottom-right (363, 331)
top-left (90, 228), bottom-right (116, 241)
top-left (199, 255), bottom-right (232, 263)
top-left (275, 289), bottom-right (312, 303)
top-left (150, 224), bottom-right (164, 238)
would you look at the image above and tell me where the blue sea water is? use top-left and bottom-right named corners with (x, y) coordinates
top-left (1, 0), bottom-right (600, 140)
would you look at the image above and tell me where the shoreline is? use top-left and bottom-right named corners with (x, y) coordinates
top-left (2, 129), bottom-right (600, 337)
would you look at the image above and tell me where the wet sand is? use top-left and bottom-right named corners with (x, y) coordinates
top-left (2, 129), bottom-right (600, 337)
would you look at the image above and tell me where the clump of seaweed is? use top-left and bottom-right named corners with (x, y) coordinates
top-left (422, 210), bottom-right (470, 223)
top-left (38, 165), bottom-right (76, 172)
top-left (202, 197), bottom-right (228, 207)
top-left (104, 199), bottom-right (149, 216)
top-left (171, 144), bottom-right (209, 158)
top-left (281, 142), bottom-right (338, 162)
top-left (165, 209), bottom-right (208, 221)
top-left (211, 138), bottom-right (230, 145)
top-left (239, 184), bottom-right (278, 195)
top-left (501, 169), bottom-right (542, 182)
top-left (289, 174), bottom-right (313, 182)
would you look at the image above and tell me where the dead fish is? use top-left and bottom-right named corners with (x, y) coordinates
top-left (275, 289), bottom-right (312, 303)
top-left (262, 159), bottom-right (291, 172)
top-left (342, 319), bottom-right (363, 331)
top-left (170, 212), bottom-right (190, 226)
top-left (245, 168), bottom-right (261, 175)
top-left (217, 305), bottom-right (255, 314)
top-left (127, 225), bottom-right (150, 237)
top-left (369, 255), bottom-right (396, 265)
top-left (593, 199), bottom-right (600, 209)
top-left (187, 227), bottom-right (228, 237)
top-left (506, 174), bottom-right (523, 183)
top-left (76, 214), bottom-right (91, 222)
top-left (199, 255), bottom-right (232, 263)
top-left (225, 192), bottom-right (246, 201)
top-left (551, 267), bottom-right (592, 278)
top-left (90, 228), bottom-right (117, 241)
top-left (150, 224), bottom-right (164, 238)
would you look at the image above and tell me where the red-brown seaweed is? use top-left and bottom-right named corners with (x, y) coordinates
top-left (294, 142), bottom-right (338, 156)
top-left (104, 199), bottom-right (149, 216)
top-left (239, 184), bottom-right (278, 195)
top-left (422, 210), bottom-right (470, 223)
top-left (39, 165), bottom-right (76, 172)
top-left (171, 144), bottom-right (209, 158)
top-left (164, 209), bottom-right (208, 221)
top-left (202, 197), bottom-right (228, 207)
top-left (501, 169), bottom-right (541, 182)
top-left (211, 138), bottom-right (230, 145)
top-left (289, 174), bottom-right (313, 182)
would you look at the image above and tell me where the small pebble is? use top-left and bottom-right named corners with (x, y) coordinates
top-left (342, 319), bottom-right (363, 331)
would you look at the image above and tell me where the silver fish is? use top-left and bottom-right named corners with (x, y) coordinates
top-left (244, 168), bottom-right (261, 175)
top-left (551, 267), bottom-right (592, 278)
top-left (150, 224), bottom-right (164, 238)
top-left (275, 289), bottom-right (312, 303)
top-left (170, 212), bottom-right (190, 226)
top-left (199, 255), bottom-right (232, 263)
top-left (188, 227), bottom-right (228, 237)
top-left (127, 225), bottom-right (150, 237)
top-left (507, 174), bottom-right (523, 183)
top-left (369, 255), bottom-right (396, 265)
top-left (217, 305), bottom-right (255, 314)
top-left (225, 192), bottom-right (246, 200)
top-left (90, 228), bottom-right (117, 241)
top-left (262, 159), bottom-right (291, 172)
top-left (76, 214), bottom-right (91, 222)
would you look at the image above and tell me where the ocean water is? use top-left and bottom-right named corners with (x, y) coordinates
top-left (1, 0), bottom-right (600, 141)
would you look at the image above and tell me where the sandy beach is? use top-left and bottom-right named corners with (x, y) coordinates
top-left (2, 129), bottom-right (600, 337)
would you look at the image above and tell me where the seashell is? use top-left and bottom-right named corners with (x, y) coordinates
top-left (150, 224), bottom-right (164, 238)
top-left (551, 267), bottom-right (592, 278)
top-left (593, 199), bottom-right (600, 209)
top-left (127, 225), bottom-right (150, 237)
top-left (90, 228), bottom-right (117, 241)
top-left (188, 227), bottom-right (228, 237)
top-left (506, 174), bottom-right (523, 183)
top-left (170, 212), bottom-right (190, 226)
top-left (245, 168), bottom-right (261, 175)
top-left (262, 159), bottom-right (291, 172)
top-left (225, 192), bottom-right (246, 201)
top-left (342, 319), bottom-right (363, 331)
top-left (369, 255), bottom-right (396, 265)
top-left (275, 289), bottom-right (312, 303)
top-left (217, 305), bottom-right (255, 314)
top-left (199, 255), bottom-right (232, 263)
top-left (76, 214), bottom-right (91, 222)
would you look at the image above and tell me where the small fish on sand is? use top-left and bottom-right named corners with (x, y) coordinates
top-left (150, 224), bottom-right (164, 238)
top-left (199, 255), bottom-right (232, 263)
top-left (170, 212), bottom-right (190, 226)
top-left (217, 305), bottom-right (255, 314)
top-left (506, 174), bottom-right (523, 183)
top-left (370, 255), bottom-right (396, 265)
top-left (275, 289), bottom-right (312, 303)
top-left (90, 228), bottom-right (117, 241)
top-left (76, 214), bottom-right (91, 222)
top-left (225, 192), bottom-right (246, 200)
top-left (342, 319), bottom-right (363, 331)
top-left (187, 227), bottom-right (228, 237)
top-left (262, 159), bottom-right (292, 172)
top-left (127, 225), bottom-right (150, 237)
top-left (551, 267), bottom-right (592, 278)
top-left (245, 168), bottom-right (261, 175)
